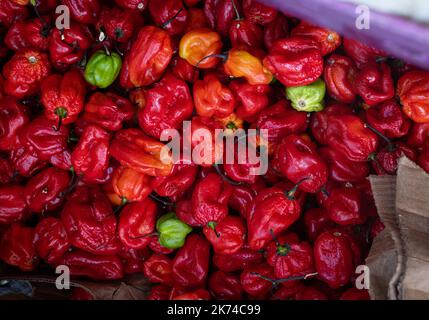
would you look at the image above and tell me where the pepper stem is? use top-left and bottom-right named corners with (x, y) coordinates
top-left (208, 222), bottom-right (220, 238)
top-left (161, 7), bottom-right (183, 29)
top-left (231, 0), bottom-right (242, 20)
top-left (114, 197), bottom-right (128, 214)
top-left (53, 107), bottom-right (67, 131)
top-left (364, 123), bottom-right (395, 152)
top-left (285, 178), bottom-right (310, 200)
top-left (250, 272), bottom-right (318, 287)
top-left (195, 53), bottom-right (228, 68)
top-left (149, 192), bottom-right (175, 207)
top-left (213, 163), bottom-right (242, 186)
top-left (129, 232), bottom-right (159, 240)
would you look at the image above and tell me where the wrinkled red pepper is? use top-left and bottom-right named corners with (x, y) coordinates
top-left (34, 217), bottom-right (70, 264)
top-left (143, 254), bottom-right (174, 284)
top-left (62, 0), bottom-right (101, 24)
top-left (0, 185), bottom-right (28, 225)
top-left (323, 54), bottom-right (357, 103)
top-left (0, 97), bottom-right (29, 152)
top-left (208, 271), bottom-right (243, 300)
top-left (149, 0), bottom-right (187, 36)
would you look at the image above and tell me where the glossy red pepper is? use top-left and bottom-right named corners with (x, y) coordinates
top-left (9, 140), bottom-right (47, 177)
top-left (97, 7), bottom-right (143, 43)
top-left (33, 217), bottom-right (70, 264)
top-left (148, 285), bottom-right (172, 300)
top-left (247, 185), bottom-right (302, 250)
top-left (343, 38), bottom-right (386, 68)
top-left (194, 74), bottom-right (235, 118)
top-left (41, 69), bottom-right (86, 126)
top-left (406, 122), bottom-right (429, 149)
top-left (208, 271), bottom-right (243, 300)
top-left (48, 24), bottom-right (92, 70)
top-left (172, 234), bottom-right (210, 289)
top-left (323, 54), bottom-right (358, 103)
top-left (203, 215), bottom-right (246, 255)
top-left (62, 0), bottom-right (101, 24)
top-left (0, 0), bottom-right (28, 28)
top-left (263, 14), bottom-right (288, 50)
top-left (173, 289), bottom-right (211, 300)
top-left (191, 173), bottom-right (232, 226)
top-left (71, 125), bottom-right (110, 184)
top-left (118, 199), bottom-right (157, 249)
top-left (0, 185), bottom-right (28, 225)
top-left (325, 186), bottom-right (366, 226)
top-left (213, 246), bottom-right (264, 272)
top-left (5, 20), bottom-right (31, 51)
top-left (138, 74), bottom-right (193, 139)
top-left (314, 230), bottom-right (357, 289)
top-left (122, 26), bottom-right (173, 88)
top-left (170, 56), bottom-right (199, 83)
top-left (304, 208), bottom-right (335, 242)
top-left (185, 7), bottom-right (208, 32)
top-left (114, 0), bottom-right (148, 10)
top-left (204, 0), bottom-right (241, 37)
top-left (242, 0), bottom-right (277, 25)
top-left (61, 186), bottom-right (119, 255)
top-left (263, 36), bottom-right (323, 87)
top-left (397, 71), bottom-right (429, 123)
top-left (0, 223), bottom-right (37, 271)
top-left (230, 79), bottom-right (271, 120)
top-left (110, 128), bottom-right (173, 177)
top-left (24, 167), bottom-right (70, 213)
top-left (57, 250), bottom-right (123, 280)
top-left (240, 264), bottom-right (274, 298)
top-left (149, 0), bottom-right (187, 36)
top-left (0, 97), bottom-right (29, 152)
top-left (151, 160), bottom-right (198, 202)
top-left (82, 92), bottom-right (134, 132)
top-left (372, 142), bottom-right (417, 175)
top-left (354, 62), bottom-right (394, 106)
top-left (230, 17), bottom-right (263, 49)
top-left (319, 147), bottom-right (370, 183)
top-left (23, 16), bottom-right (51, 51)
top-left (2, 50), bottom-right (51, 98)
top-left (143, 254), bottom-right (174, 284)
top-left (276, 134), bottom-right (328, 193)
top-left (228, 185), bottom-right (257, 219)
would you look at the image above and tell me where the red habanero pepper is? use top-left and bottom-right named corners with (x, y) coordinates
top-left (149, 235), bottom-right (175, 255)
top-left (122, 26), bottom-right (173, 88)
top-left (318, 147), bottom-right (370, 183)
top-left (310, 103), bottom-right (354, 145)
top-left (191, 173), bottom-right (232, 226)
top-left (263, 14), bottom-right (288, 50)
top-left (230, 79), bottom-right (272, 120)
top-left (173, 289), bottom-right (211, 300)
top-left (406, 122), bottom-right (429, 149)
top-left (208, 271), bottom-right (243, 300)
top-left (253, 100), bottom-right (308, 146)
top-left (276, 134), bottom-right (328, 193)
top-left (291, 22), bottom-right (341, 56)
top-left (246, 184), bottom-right (302, 250)
top-left (203, 215), bottom-right (246, 255)
top-left (61, 186), bottom-right (119, 255)
top-left (118, 199), bottom-right (157, 249)
top-left (266, 233), bottom-right (315, 280)
top-left (18, 116), bottom-right (69, 161)
top-left (58, 250), bottom-right (123, 280)
top-left (0, 158), bottom-right (14, 184)
top-left (242, 0), bottom-right (277, 25)
top-left (0, 223), bottom-right (38, 271)
top-left (185, 8), bottom-right (209, 32)
top-left (62, 0), bottom-right (101, 24)
top-left (194, 74), bottom-right (235, 118)
top-left (33, 217), bottom-right (70, 264)
top-left (365, 99), bottom-right (411, 138)
top-left (24, 167), bottom-right (70, 213)
top-left (143, 254), bottom-right (174, 284)
top-left (176, 198), bottom-right (201, 227)
top-left (151, 160), bottom-right (198, 202)
top-left (110, 128), bottom-right (173, 177)
top-left (213, 246), bottom-right (264, 272)
top-left (149, 0), bottom-right (187, 36)
top-left (325, 186), bottom-right (366, 226)
top-left (5, 20), bottom-right (31, 51)
top-left (71, 125), bottom-right (110, 184)
top-left (204, 0), bottom-right (241, 37)
top-left (354, 62), bottom-right (394, 106)
top-left (148, 285), bottom-right (172, 300)
top-left (228, 185), bottom-right (257, 219)
top-left (114, 0), bottom-right (148, 10)
top-left (240, 264), bottom-right (274, 297)
top-left (111, 166), bottom-right (152, 205)
top-left (221, 147), bottom-right (261, 185)
top-left (372, 142), bottom-right (417, 175)
top-left (48, 24), bottom-right (92, 70)
top-left (340, 288), bottom-right (370, 300)
top-left (9, 141), bottom-right (47, 177)
top-left (324, 114), bottom-right (379, 162)
top-left (41, 69), bottom-right (87, 126)
top-left (97, 7), bottom-right (143, 43)
top-left (24, 16), bottom-right (52, 51)
top-left (82, 92), bottom-right (134, 132)
top-left (170, 56), bottom-right (199, 83)
top-left (343, 38), bottom-right (386, 68)
top-left (397, 71), bottom-right (429, 123)
top-left (314, 230), bottom-right (356, 289)
top-left (138, 74), bottom-right (194, 140)
top-left (0, 185), bottom-right (28, 224)
top-left (172, 234), bottom-right (210, 289)
top-left (0, 0), bottom-right (28, 28)
top-left (2, 50), bottom-right (51, 98)
top-left (229, 15), bottom-right (264, 49)
top-left (0, 97), bottom-right (29, 152)
top-left (50, 149), bottom-right (72, 171)
top-left (323, 54), bottom-right (358, 103)
top-left (118, 245), bottom-right (150, 274)
top-left (304, 208), bottom-right (335, 242)
top-left (263, 36), bottom-right (323, 87)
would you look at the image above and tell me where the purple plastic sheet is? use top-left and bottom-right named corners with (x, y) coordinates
top-left (261, 0), bottom-right (429, 70)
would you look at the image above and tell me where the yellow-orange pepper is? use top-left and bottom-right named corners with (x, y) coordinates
top-left (111, 166), bottom-right (153, 204)
top-left (224, 49), bottom-right (273, 85)
top-left (179, 28), bottom-right (223, 69)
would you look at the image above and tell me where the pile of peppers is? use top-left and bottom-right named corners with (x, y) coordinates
top-left (0, 0), bottom-right (428, 301)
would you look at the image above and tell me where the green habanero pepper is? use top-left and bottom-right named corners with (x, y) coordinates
top-left (84, 49), bottom-right (122, 89)
top-left (286, 78), bottom-right (326, 112)
top-left (156, 212), bottom-right (193, 249)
